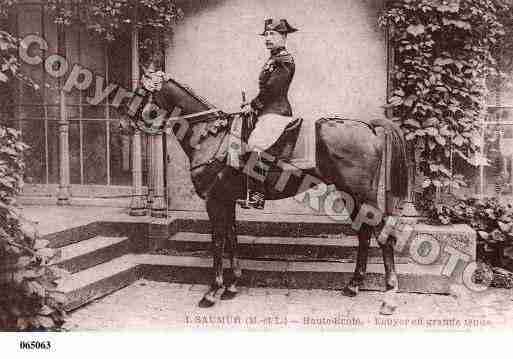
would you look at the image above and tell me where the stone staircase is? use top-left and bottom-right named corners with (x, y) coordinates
top-left (147, 230), bottom-right (448, 294)
top-left (45, 216), bottom-right (474, 311)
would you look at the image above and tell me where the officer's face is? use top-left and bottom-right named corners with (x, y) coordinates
top-left (264, 30), bottom-right (286, 51)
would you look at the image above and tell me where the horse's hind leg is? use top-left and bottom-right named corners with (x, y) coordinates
top-left (379, 235), bottom-right (399, 315)
top-left (342, 223), bottom-right (372, 297)
top-left (199, 197), bottom-right (228, 308)
top-left (221, 201), bottom-right (242, 300)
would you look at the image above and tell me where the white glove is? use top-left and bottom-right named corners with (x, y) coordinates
top-left (241, 102), bottom-right (254, 115)
top-left (141, 70), bottom-right (167, 92)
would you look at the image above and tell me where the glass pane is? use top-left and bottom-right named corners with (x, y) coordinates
top-left (69, 120), bottom-right (82, 185)
top-left (66, 24), bottom-right (83, 109)
top-left (142, 133), bottom-right (149, 187)
top-left (66, 105), bottom-right (81, 120)
top-left (0, 83), bottom-right (16, 125)
top-left (109, 122), bottom-right (132, 186)
top-left (47, 120), bottom-right (60, 184)
top-left (46, 105), bottom-right (59, 119)
top-left (82, 105), bottom-right (107, 119)
top-left (17, 4), bottom-right (44, 106)
top-left (20, 120), bottom-right (46, 184)
top-left (83, 121), bottom-right (107, 184)
top-left (108, 35), bottom-right (131, 90)
top-left (480, 107), bottom-right (513, 199)
top-left (19, 104), bottom-right (44, 119)
top-left (43, 11), bottom-right (60, 106)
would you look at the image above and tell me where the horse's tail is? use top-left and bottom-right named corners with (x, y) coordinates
top-left (371, 118), bottom-right (409, 200)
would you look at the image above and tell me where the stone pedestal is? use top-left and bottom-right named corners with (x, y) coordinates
top-left (402, 224), bottom-right (477, 290)
top-left (129, 131), bottom-right (147, 216)
top-left (150, 134), bottom-right (167, 218)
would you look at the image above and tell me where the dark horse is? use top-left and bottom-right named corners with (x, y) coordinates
top-left (123, 77), bottom-right (408, 315)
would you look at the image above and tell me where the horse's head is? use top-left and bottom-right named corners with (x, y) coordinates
top-left (117, 72), bottom-right (232, 198)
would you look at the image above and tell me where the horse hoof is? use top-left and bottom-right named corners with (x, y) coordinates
top-left (379, 301), bottom-right (397, 316)
top-left (341, 286), bottom-right (359, 297)
top-left (198, 297), bottom-right (216, 308)
top-left (220, 289), bottom-right (238, 301)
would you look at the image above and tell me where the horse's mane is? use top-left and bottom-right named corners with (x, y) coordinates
top-left (164, 77), bottom-right (219, 111)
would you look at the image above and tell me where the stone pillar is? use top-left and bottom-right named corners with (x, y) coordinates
top-left (129, 27), bottom-right (147, 216)
top-left (148, 33), bottom-right (167, 218)
top-left (57, 89), bottom-right (71, 205)
top-left (150, 134), bottom-right (167, 218)
top-left (56, 26), bottom-right (70, 205)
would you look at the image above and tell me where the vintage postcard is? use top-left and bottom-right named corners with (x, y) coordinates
top-left (1, 0), bottom-right (513, 355)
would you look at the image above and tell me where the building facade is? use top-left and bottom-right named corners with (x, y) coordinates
top-left (2, 0), bottom-right (512, 216)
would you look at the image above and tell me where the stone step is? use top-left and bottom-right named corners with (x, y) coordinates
top-left (55, 236), bottom-right (131, 274)
top-left (163, 232), bottom-right (421, 263)
top-left (57, 255), bottom-right (140, 311)
top-left (58, 251), bottom-right (451, 312)
top-left (171, 217), bottom-right (356, 238)
top-left (137, 254), bottom-right (450, 294)
top-left (164, 232), bottom-right (381, 259)
top-left (46, 222), bottom-right (100, 249)
top-left (54, 222), bottom-right (474, 310)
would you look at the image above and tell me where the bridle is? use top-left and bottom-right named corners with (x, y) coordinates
top-left (135, 79), bottom-right (236, 175)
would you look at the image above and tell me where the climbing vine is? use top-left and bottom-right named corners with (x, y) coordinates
top-left (1, 1), bottom-right (182, 49)
top-left (379, 0), bottom-right (511, 192)
top-left (45, 0), bottom-right (183, 42)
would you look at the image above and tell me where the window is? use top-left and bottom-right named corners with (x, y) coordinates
top-left (4, 2), bottom-right (148, 191)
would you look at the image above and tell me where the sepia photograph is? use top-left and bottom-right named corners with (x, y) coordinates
top-left (1, 0), bottom-right (513, 355)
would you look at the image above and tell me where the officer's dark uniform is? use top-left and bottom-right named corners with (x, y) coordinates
top-left (239, 19), bottom-right (298, 210)
top-left (250, 46), bottom-right (295, 117)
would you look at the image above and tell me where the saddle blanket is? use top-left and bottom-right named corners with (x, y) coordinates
top-left (247, 114), bottom-right (295, 152)
top-left (227, 114), bottom-right (316, 170)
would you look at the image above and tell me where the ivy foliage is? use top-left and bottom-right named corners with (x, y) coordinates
top-left (424, 196), bottom-right (513, 268)
top-left (379, 0), bottom-right (511, 192)
top-left (1, 26), bottom-right (68, 331)
top-left (0, 31), bottom-right (39, 88)
top-left (46, 0), bottom-right (183, 42)
top-left (1, 1), bottom-right (183, 42)
top-left (0, 124), bottom-right (69, 331)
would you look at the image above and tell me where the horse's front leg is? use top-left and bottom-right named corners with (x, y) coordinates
top-left (221, 201), bottom-right (242, 300)
top-left (342, 224), bottom-right (372, 297)
top-left (379, 235), bottom-right (399, 315)
top-left (198, 198), bottom-right (227, 308)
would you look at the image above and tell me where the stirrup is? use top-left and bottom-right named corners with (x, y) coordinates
top-left (248, 190), bottom-right (265, 210)
top-left (236, 192), bottom-right (265, 209)
top-left (236, 198), bottom-right (252, 209)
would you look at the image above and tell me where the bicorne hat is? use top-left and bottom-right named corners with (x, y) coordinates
top-left (259, 19), bottom-right (298, 36)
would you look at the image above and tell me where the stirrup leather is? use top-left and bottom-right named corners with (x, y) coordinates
top-left (248, 190), bottom-right (265, 209)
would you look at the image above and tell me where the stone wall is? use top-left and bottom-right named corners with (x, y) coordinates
top-left (166, 0), bottom-right (388, 213)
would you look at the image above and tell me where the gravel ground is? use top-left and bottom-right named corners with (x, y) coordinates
top-left (64, 280), bottom-right (513, 331)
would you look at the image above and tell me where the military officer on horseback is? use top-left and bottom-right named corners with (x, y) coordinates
top-left (240, 18), bottom-right (298, 209)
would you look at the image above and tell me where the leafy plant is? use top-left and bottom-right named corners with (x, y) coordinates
top-left (423, 194), bottom-right (513, 268)
top-left (0, 125), bottom-right (69, 331)
top-left (45, 0), bottom-right (183, 42)
top-left (0, 30), bottom-right (39, 88)
top-left (1, 28), bottom-right (68, 331)
top-left (379, 0), bottom-right (512, 193)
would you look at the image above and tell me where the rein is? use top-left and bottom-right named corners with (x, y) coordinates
top-left (140, 81), bottom-right (233, 174)
top-left (168, 109), bottom-right (222, 125)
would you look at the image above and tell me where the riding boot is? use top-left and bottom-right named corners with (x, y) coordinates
top-left (237, 152), bottom-right (268, 210)
top-left (247, 176), bottom-right (266, 210)
top-left (249, 152), bottom-right (268, 209)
